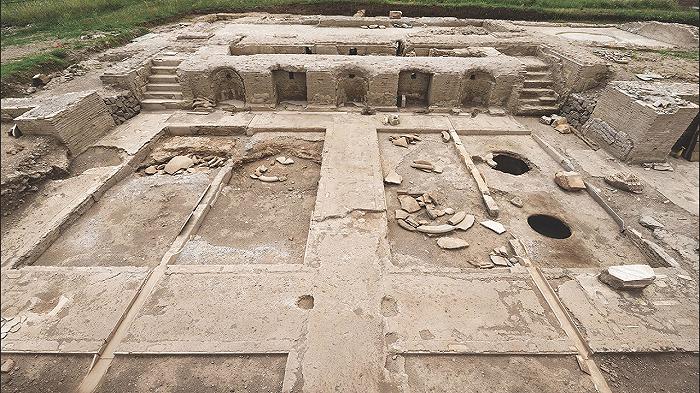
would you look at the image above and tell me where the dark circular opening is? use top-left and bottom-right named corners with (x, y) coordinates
top-left (528, 214), bottom-right (572, 239)
top-left (492, 154), bottom-right (530, 175)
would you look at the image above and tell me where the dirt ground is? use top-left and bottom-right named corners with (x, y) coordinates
top-left (0, 353), bottom-right (93, 393)
top-left (95, 354), bottom-right (287, 393)
top-left (604, 49), bottom-right (700, 84)
top-left (403, 354), bottom-right (597, 393)
top-left (596, 353), bottom-right (700, 393)
top-left (177, 155), bottom-right (321, 265)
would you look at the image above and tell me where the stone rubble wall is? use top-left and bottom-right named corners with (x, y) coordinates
top-left (13, 91), bottom-right (116, 156)
top-left (103, 90), bottom-right (141, 125)
top-left (100, 52), bottom-right (154, 100)
top-left (538, 43), bottom-right (608, 96)
top-left (560, 93), bottom-right (598, 130)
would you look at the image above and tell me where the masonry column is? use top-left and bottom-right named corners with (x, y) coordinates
top-left (295, 115), bottom-right (390, 391)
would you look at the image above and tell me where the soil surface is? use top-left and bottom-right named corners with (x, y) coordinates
top-left (96, 354), bottom-right (287, 393)
top-left (596, 353), bottom-right (700, 393)
top-left (0, 353), bottom-right (93, 393)
top-left (177, 155), bottom-right (321, 265)
top-left (403, 354), bottom-right (597, 392)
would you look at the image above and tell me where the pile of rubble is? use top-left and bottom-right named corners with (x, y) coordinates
top-left (388, 133), bottom-right (420, 148)
top-left (143, 153), bottom-right (227, 175)
top-left (540, 114), bottom-right (573, 134)
top-left (249, 156), bottom-right (295, 183)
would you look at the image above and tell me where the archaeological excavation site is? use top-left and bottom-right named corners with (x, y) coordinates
top-left (0, 8), bottom-right (699, 393)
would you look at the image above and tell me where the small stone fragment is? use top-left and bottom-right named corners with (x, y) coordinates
top-left (144, 165), bottom-right (158, 175)
top-left (455, 214), bottom-right (475, 230)
top-left (398, 195), bottom-right (421, 213)
top-left (509, 196), bottom-right (524, 208)
top-left (604, 172), bottom-right (643, 193)
top-left (404, 216), bottom-right (420, 227)
top-left (555, 123), bottom-right (572, 134)
top-left (384, 170), bottom-right (403, 185)
top-left (444, 207), bottom-right (455, 215)
top-left (164, 155), bottom-right (194, 175)
top-left (480, 220), bottom-right (506, 234)
top-left (441, 131), bottom-right (451, 142)
top-left (554, 171), bottom-right (586, 191)
top-left (539, 115), bottom-right (553, 125)
top-left (258, 175), bottom-right (284, 182)
top-left (389, 10), bottom-right (402, 19)
top-left (448, 211), bottom-right (466, 225)
top-left (1, 359), bottom-right (15, 373)
top-left (639, 215), bottom-right (664, 230)
top-left (387, 114), bottom-right (400, 126)
top-left (437, 237), bottom-right (469, 250)
top-left (256, 165), bottom-right (269, 173)
top-left (353, 9), bottom-right (365, 17)
top-left (599, 264), bottom-right (656, 290)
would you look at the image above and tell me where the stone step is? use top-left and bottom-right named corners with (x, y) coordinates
top-left (150, 66), bottom-right (178, 75)
top-left (517, 102), bottom-right (559, 115)
top-left (146, 83), bottom-right (182, 92)
top-left (148, 74), bottom-right (178, 84)
top-left (520, 88), bottom-right (556, 98)
top-left (523, 79), bottom-right (554, 88)
top-left (539, 96), bottom-right (558, 104)
top-left (141, 98), bottom-right (187, 111)
top-left (144, 91), bottom-right (184, 100)
top-left (524, 64), bottom-right (549, 72)
top-left (524, 71), bottom-right (552, 81)
top-left (152, 58), bottom-right (183, 67)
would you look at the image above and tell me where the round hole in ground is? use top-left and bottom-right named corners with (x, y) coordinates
top-left (492, 153), bottom-right (530, 175)
top-left (297, 295), bottom-right (314, 310)
top-left (527, 214), bottom-right (572, 239)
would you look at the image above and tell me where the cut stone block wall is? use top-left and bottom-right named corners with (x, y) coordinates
top-left (581, 82), bottom-right (699, 163)
top-left (13, 91), bottom-right (115, 155)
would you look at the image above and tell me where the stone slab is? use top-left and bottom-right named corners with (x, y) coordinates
top-left (384, 271), bottom-right (575, 354)
top-left (552, 268), bottom-right (699, 352)
top-left (118, 267), bottom-right (313, 353)
top-left (1, 267), bottom-right (148, 353)
top-left (450, 113), bottom-right (530, 135)
top-left (94, 113), bottom-right (170, 156)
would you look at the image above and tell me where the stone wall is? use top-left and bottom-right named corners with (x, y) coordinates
top-left (560, 93), bottom-right (598, 130)
top-left (581, 82), bottom-right (699, 163)
top-left (103, 90), bottom-right (141, 125)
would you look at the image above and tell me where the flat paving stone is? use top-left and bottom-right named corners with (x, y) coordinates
top-left (118, 266), bottom-right (313, 353)
top-left (384, 271), bottom-right (575, 354)
top-left (551, 268), bottom-right (699, 352)
top-left (1, 267), bottom-right (148, 352)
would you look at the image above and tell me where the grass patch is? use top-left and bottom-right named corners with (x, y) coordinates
top-left (653, 49), bottom-right (700, 61)
top-left (0, 48), bottom-right (69, 80)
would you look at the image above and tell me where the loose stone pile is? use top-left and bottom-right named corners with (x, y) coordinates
top-left (249, 156), bottom-right (295, 183)
top-left (389, 133), bottom-right (420, 148)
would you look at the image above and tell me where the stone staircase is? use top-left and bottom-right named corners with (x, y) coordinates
top-left (517, 59), bottom-right (559, 115)
top-left (141, 57), bottom-right (187, 110)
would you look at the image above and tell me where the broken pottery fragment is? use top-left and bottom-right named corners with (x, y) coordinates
top-left (404, 216), bottom-right (420, 228)
top-left (395, 209), bottom-right (409, 220)
top-left (437, 237), bottom-right (469, 250)
top-left (444, 207), bottom-right (455, 215)
top-left (416, 224), bottom-right (455, 234)
top-left (455, 214), bottom-right (475, 231)
top-left (398, 195), bottom-right (421, 213)
top-left (164, 155), bottom-right (194, 175)
top-left (258, 175), bottom-right (286, 182)
top-left (256, 165), bottom-right (269, 174)
top-left (447, 211), bottom-right (466, 225)
top-left (1, 359), bottom-right (16, 373)
top-left (276, 156), bottom-right (294, 165)
top-left (490, 254), bottom-right (511, 267)
top-left (384, 169), bottom-right (403, 185)
top-left (509, 196), bottom-right (524, 208)
top-left (599, 264), bottom-right (656, 290)
top-left (554, 171), bottom-right (586, 191)
top-left (480, 220), bottom-right (506, 234)
top-left (397, 219), bottom-right (416, 232)
top-left (441, 131), bottom-right (451, 142)
top-left (144, 165), bottom-right (158, 175)
top-left (391, 136), bottom-right (409, 148)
